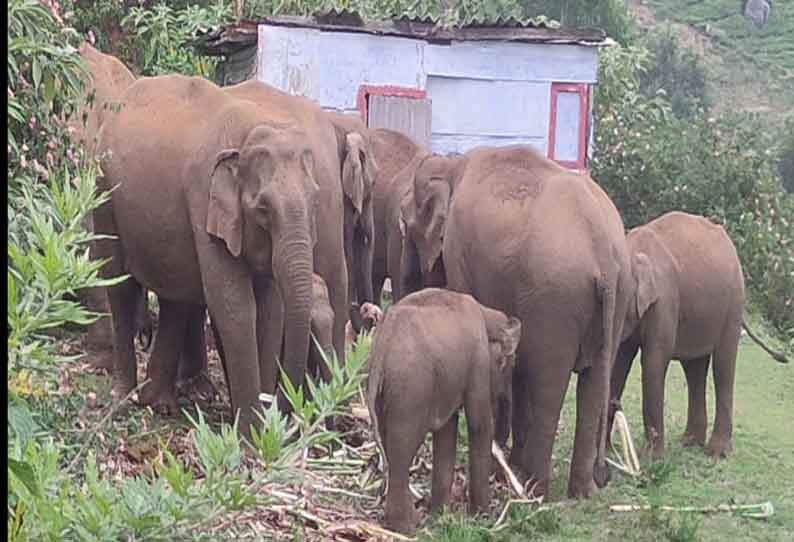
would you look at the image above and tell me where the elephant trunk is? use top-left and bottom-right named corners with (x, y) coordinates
top-left (274, 216), bottom-right (314, 411)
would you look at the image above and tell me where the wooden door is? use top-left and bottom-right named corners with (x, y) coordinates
top-left (367, 95), bottom-right (432, 148)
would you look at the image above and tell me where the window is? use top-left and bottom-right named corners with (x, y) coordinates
top-left (548, 83), bottom-right (590, 170)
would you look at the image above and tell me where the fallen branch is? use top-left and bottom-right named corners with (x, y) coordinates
top-left (610, 501), bottom-right (775, 518)
top-left (491, 442), bottom-right (525, 497)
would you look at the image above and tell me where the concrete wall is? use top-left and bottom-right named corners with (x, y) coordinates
top-left (256, 24), bottom-right (598, 155)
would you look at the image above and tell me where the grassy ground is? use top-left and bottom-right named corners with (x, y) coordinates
top-left (421, 339), bottom-right (794, 541)
top-left (55, 331), bottom-right (793, 540)
top-left (629, 0), bottom-right (794, 123)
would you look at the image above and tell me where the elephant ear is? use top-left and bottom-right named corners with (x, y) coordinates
top-left (206, 149), bottom-right (243, 257)
top-left (342, 132), bottom-right (368, 216)
top-left (634, 251), bottom-right (658, 319)
top-left (413, 167), bottom-right (451, 274)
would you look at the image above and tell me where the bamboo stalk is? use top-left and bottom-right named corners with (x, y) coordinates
top-left (491, 442), bottom-right (525, 497)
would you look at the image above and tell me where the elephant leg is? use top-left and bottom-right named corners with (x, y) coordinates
top-left (682, 355), bottom-right (710, 447)
top-left (465, 391), bottom-right (494, 515)
top-left (79, 285), bottom-right (114, 369)
top-left (384, 419), bottom-right (424, 535)
top-left (194, 240), bottom-right (260, 437)
top-left (707, 323), bottom-right (739, 458)
top-left (430, 412), bottom-right (458, 515)
top-left (508, 340), bottom-right (531, 471)
top-left (255, 278), bottom-right (283, 396)
top-left (607, 340), bottom-right (640, 443)
top-left (640, 346), bottom-right (671, 461)
top-left (139, 299), bottom-right (190, 414)
top-left (79, 213), bottom-right (114, 369)
top-left (516, 342), bottom-right (574, 499)
top-left (176, 306), bottom-right (217, 401)
top-left (105, 278), bottom-right (143, 400)
top-left (569, 360), bottom-right (609, 499)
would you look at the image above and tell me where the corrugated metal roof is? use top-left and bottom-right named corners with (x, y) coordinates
top-left (195, 9), bottom-right (607, 57)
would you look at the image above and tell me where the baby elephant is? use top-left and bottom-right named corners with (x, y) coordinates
top-left (367, 289), bottom-right (521, 534)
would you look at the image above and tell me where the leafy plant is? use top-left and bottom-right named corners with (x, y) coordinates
top-left (122, 1), bottom-right (233, 77)
top-left (639, 24), bottom-right (711, 119)
top-left (592, 41), bottom-right (794, 344)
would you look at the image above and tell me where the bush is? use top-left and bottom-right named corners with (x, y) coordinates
top-left (592, 42), bottom-right (794, 342)
top-left (639, 25), bottom-right (711, 119)
top-left (779, 116), bottom-right (794, 193)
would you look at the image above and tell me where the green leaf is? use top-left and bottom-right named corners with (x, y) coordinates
top-left (32, 56), bottom-right (42, 88)
top-left (9, 458), bottom-right (40, 498)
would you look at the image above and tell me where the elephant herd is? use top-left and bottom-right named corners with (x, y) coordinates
top-left (73, 44), bottom-right (787, 535)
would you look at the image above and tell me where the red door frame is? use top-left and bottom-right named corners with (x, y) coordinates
top-left (356, 84), bottom-right (426, 126)
top-left (548, 82), bottom-right (590, 171)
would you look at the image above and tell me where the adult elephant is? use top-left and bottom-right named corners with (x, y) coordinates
top-left (401, 145), bottom-right (631, 498)
top-left (323, 112), bottom-right (379, 309)
top-left (368, 129), bottom-right (423, 302)
top-left (398, 152), bottom-right (468, 299)
top-left (607, 211), bottom-right (788, 461)
top-left (68, 43), bottom-right (142, 368)
top-left (94, 75), bottom-right (334, 434)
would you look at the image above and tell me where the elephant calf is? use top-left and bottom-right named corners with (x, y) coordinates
top-left (367, 289), bottom-right (520, 534)
top-left (608, 211), bottom-right (787, 461)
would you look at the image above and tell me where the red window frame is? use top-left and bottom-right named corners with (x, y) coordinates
top-left (356, 84), bottom-right (426, 126)
top-left (548, 83), bottom-right (590, 171)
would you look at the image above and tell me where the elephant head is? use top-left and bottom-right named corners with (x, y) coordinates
top-left (206, 122), bottom-right (318, 395)
top-left (328, 113), bottom-right (379, 306)
top-left (480, 306), bottom-right (521, 446)
top-left (399, 153), bottom-right (468, 296)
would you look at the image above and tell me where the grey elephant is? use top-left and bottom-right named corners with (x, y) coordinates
top-left (400, 145), bottom-right (632, 499)
top-left (368, 129), bottom-right (423, 303)
top-left (367, 288), bottom-right (521, 535)
top-left (398, 152), bottom-right (468, 298)
top-left (68, 43), bottom-right (145, 367)
top-left (158, 89), bottom-right (376, 401)
top-left (94, 75), bottom-right (346, 434)
top-left (608, 211), bottom-right (789, 460)
top-left (324, 112), bottom-right (379, 309)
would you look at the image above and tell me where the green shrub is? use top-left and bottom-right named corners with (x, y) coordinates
top-left (592, 42), bottom-right (794, 342)
top-left (639, 25), bottom-right (711, 119)
top-left (779, 117), bottom-right (794, 193)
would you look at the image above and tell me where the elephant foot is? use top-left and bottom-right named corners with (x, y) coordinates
top-left (706, 436), bottom-right (732, 459)
top-left (681, 431), bottom-right (706, 448)
top-left (567, 476), bottom-right (598, 500)
top-left (385, 505), bottom-right (419, 536)
top-left (176, 372), bottom-right (218, 403)
top-left (593, 460), bottom-right (611, 489)
top-left (139, 382), bottom-right (179, 416)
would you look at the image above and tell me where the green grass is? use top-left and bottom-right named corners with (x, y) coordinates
top-left (638, 0), bottom-right (794, 122)
top-left (423, 340), bottom-right (794, 541)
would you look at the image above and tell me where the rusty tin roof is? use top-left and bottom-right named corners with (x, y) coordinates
top-left (195, 9), bottom-right (607, 57)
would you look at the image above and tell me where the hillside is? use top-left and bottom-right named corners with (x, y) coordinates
top-left (627, 0), bottom-right (794, 121)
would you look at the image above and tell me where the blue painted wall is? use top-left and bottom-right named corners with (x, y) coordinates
top-left (256, 24), bottom-right (598, 156)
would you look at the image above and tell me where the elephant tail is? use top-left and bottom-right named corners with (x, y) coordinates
top-left (594, 275), bottom-right (618, 487)
top-left (742, 319), bottom-right (789, 364)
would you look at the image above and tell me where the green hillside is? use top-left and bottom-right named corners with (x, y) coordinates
top-left (630, 0), bottom-right (794, 120)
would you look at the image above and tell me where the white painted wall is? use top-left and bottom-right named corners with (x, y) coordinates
top-left (256, 24), bottom-right (597, 156)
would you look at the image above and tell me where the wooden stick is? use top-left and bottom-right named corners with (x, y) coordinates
top-left (610, 501), bottom-right (774, 517)
top-left (491, 441), bottom-right (525, 497)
